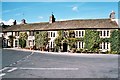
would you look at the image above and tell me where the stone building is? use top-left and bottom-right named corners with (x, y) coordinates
top-left (2, 11), bottom-right (119, 52)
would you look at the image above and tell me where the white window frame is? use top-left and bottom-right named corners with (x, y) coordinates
top-left (49, 41), bottom-right (54, 48)
top-left (48, 31), bottom-right (56, 38)
top-left (99, 30), bottom-right (110, 38)
top-left (99, 42), bottom-right (110, 51)
top-left (75, 30), bottom-right (85, 38)
top-left (77, 41), bottom-right (84, 49)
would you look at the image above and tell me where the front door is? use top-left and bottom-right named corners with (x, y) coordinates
top-left (63, 43), bottom-right (67, 52)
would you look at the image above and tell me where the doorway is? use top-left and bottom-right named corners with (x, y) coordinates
top-left (63, 43), bottom-right (68, 52)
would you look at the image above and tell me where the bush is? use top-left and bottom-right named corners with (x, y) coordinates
top-left (111, 51), bottom-right (118, 54)
top-left (71, 48), bottom-right (76, 53)
top-left (76, 49), bottom-right (83, 53)
top-left (82, 49), bottom-right (88, 53)
top-left (54, 46), bottom-right (59, 52)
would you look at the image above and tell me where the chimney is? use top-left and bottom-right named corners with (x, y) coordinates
top-left (49, 13), bottom-right (55, 23)
top-left (13, 20), bottom-right (17, 25)
top-left (21, 19), bottom-right (26, 24)
top-left (109, 11), bottom-right (115, 20)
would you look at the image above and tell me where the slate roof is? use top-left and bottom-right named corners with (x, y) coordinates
top-left (3, 18), bottom-right (119, 32)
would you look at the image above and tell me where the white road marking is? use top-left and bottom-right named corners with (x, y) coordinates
top-left (0, 67), bottom-right (9, 72)
top-left (9, 51), bottom-right (34, 66)
top-left (18, 67), bottom-right (79, 70)
top-left (7, 68), bottom-right (17, 72)
top-left (0, 73), bottom-right (6, 77)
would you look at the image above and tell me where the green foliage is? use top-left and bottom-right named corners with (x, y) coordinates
top-left (19, 32), bottom-right (28, 40)
top-left (19, 38), bottom-right (26, 48)
top-left (68, 30), bottom-right (75, 38)
top-left (110, 30), bottom-right (120, 54)
top-left (76, 49), bottom-right (83, 53)
top-left (67, 38), bottom-right (76, 49)
top-left (75, 38), bottom-right (84, 41)
top-left (84, 30), bottom-right (101, 52)
top-left (54, 30), bottom-right (64, 49)
top-left (8, 35), bottom-right (16, 47)
top-left (35, 31), bottom-right (49, 49)
top-left (19, 32), bottom-right (28, 48)
top-left (101, 38), bottom-right (110, 42)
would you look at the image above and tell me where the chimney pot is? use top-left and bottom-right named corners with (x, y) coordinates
top-left (109, 11), bottom-right (115, 19)
top-left (21, 19), bottom-right (26, 24)
top-left (49, 13), bottom-right (55, 23)
top-left (13, 20), bottom-right (17, 25)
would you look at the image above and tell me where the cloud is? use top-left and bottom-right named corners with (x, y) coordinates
top-left (38, 16), bottom-right (43, 19)
top-left (0, 19), bottom-right (21, 25)
top-left (72, 6), bottom-right (78, 12)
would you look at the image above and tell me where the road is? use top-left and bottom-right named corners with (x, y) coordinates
top-left (0, 49), bottom-right (118, 78)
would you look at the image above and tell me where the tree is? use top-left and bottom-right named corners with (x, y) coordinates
top-left (8, 35), bottom-right (16, 47)
top-left (19, 32), bottom-right (28, 48)
top-left (84, 30), bottom-right (101, 52)
top-left (35, 31), bottom-right (49, 50)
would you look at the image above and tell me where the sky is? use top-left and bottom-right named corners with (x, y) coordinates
top-left (1, 2), bottom-right (118, 25)
top-left (2, 0), bottom-right (120, 2)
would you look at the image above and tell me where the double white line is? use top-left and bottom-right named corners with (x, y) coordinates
top-left (0, 67), bottom-right (17, 77)
top-left (0, 67), bottom-right (9, 77)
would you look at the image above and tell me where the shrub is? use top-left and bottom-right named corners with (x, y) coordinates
top-left (71, 48), bottom-right (76, 53)
top-left (54, 46), bottom-right (59, 52)
top-left (76, 49), bottom-right (83, 53)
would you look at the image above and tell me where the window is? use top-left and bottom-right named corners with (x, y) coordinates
top-left (53, 32), bottom-right (55, 37)
top-left (75, 30), bottom-right (84, 37)
top-left (103, 42), bottom-right (106, 49)
top-left (77, 42), bottom-right (84, 49)
top-left (49, 32), bottom-right (56, 37)
top-left (82, 31), bottom-right (84, 37)
top-left (48, 32), bottom-right (50, 37)
top-left (107, 31), bottom-right (109, 36)
top-left (15, 32), bottom-right (19, 36)
top-left (100, 42), bottom-right (110, 50)
top-left (100, 31), bottom-right (102, 36)
top-left (76, 31), bottom-right (78, 36)
top-left (49, 41), bottom-right (54, 48)
top-left (51, 42), bottom-right (52, 48)
top-left (79, 31), bottom-right (81, 37)
top-left (103, 31), bottom-right (106, 36)
top-left (51, 32), bottom-right (52, 37)
top-left (100, 30), bottom-right (110, 38)
top-left (29, 31), bottom-right (34, 36)
top-left (107, 42), bottom-right (109, 49)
